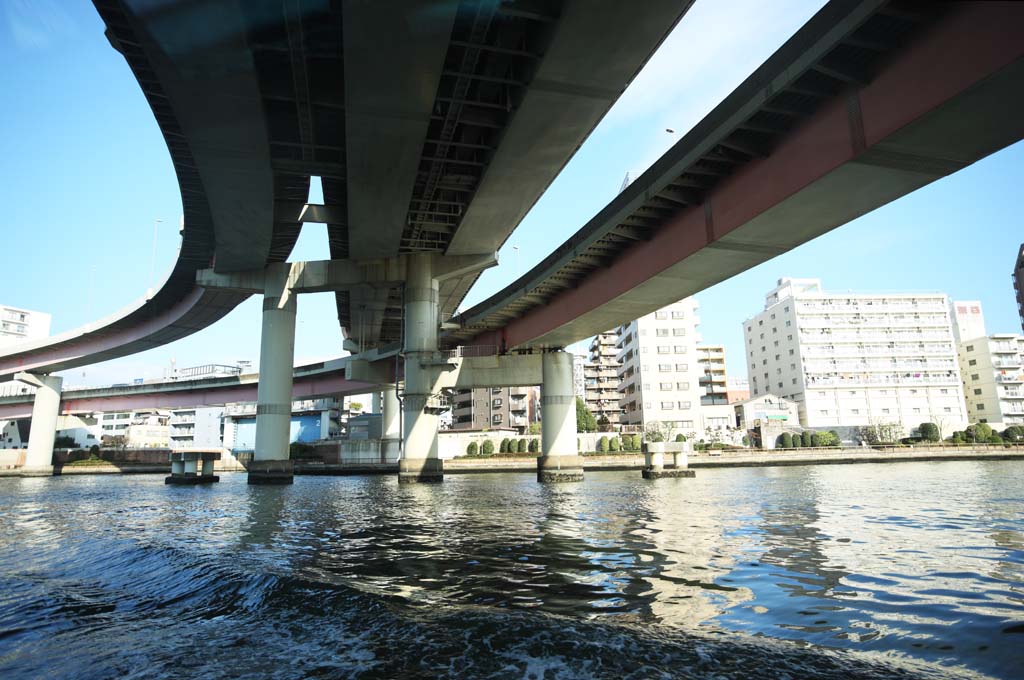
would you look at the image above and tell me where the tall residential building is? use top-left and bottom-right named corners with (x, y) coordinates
top-left (585, 332), bottom-right (622, 428)
top-left (571, 350), bottom-right (587, 400)
top-left (743, 278), bottom-right (968, 438)
top-left (0, 304), bottom-right (51, 346)
top-left (617, 298), bottom-right (702, 433)
top-left (950, 300), bottom-right (987, 343)
top-left (1014, 243), bottom-right (1024, 333)
top-left (957, 334), bottom-right (1024, 427)
top-left (451, 386), bottom-right (534, 432)
top-left (697, 345), bottom-right (728, 406)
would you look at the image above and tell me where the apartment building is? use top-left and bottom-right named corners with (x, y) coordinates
top-left (950, 300), bottom-right (987, 343)
top-left (726, 377), bottom-right (750, 403)
top-left (743, 278), bottom-right (968, 438)
top-left (958, 334), bottom-right (1024, 427)
top-left (697, 345), bottom-right (728, 406)
top-left (584, 332), bottom-right (622, 429)
top-left (168, 407), bottom-right (225, 448)
top-left (450, 386), bottom-right (535, 432)
top-left (617, 298), bottom-right (702, 434)
top-left (0, 304), bottom-right (51, 347)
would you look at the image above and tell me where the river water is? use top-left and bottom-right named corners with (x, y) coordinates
top-left (0, 460), bottom-right (1022, 679)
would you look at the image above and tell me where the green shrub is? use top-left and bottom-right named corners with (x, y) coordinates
top-left (1002, 426), bottom-right (1024, 443)
top-left (828, 430), bottom-right (841, 447)
top-left (89, 444), bottom-right (100, 456)
top-left (810, 433), bottom-right (821, 447)
top-left (54, 435), bottom-right (77, 449)
top-left (528, 438), bottom-right (539, 453)
top-left (609, 437), bottom-right (620, 452)
top-left (517, 439), bottom-right (528, 454)
top-left (500, 438), bottom-right (510, 453)
top-left (481, 440), bottom-right (495, 456)
top-left (801, 430), bottom-right (813, 447)
top-left (597, 436), bottom-right (608, 452)
top-left (918, 422), bottom-right (940, 443)
top-left (467, 441), bottom-right (479, 456)
top-left (674, 433), bottom-right (686, 442)
top-left (791, 435), bottom-right (802, 448)
top-left (780, 433), bottom-right (793, 449)
top-left (987, 434), bottom-right (1003, 445)
top-left (631, 434), bottom-right (642, 452)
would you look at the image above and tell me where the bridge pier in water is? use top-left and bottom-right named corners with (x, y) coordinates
top-left (250, 265), bottom-right (298, 485)
top-left (537, 351), bottom-right (584, 483)
top-left (17, 372), bottom-right (62, 477)
top-left (399, 254), bottom-right (443, 483)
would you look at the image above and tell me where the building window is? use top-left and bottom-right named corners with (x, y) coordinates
top-left (944, 407), bottom-right (952, 413)
top-left (775, 354), bottom-right (780, 360)
top-left (656, 328), bottom-right (669, 337)
top-left (673, 328), bottom-right (685, 336)
top-left (790, 363), bottom-right (796, 370)
top-left (492, 414), bottom-right (502, 423)
top-left (913, 408), bottom-right (921, 414)
top-left (681, 420), bottom-right (694, 428)
top-left (659, 382), bottom-right (673, 390)
top-left (492, 399), bottom-right (502, 407)
top-left (966, 344), bottom-right (974, 352)
top-left (791, 378), bottom-right (797, 385)
top-left (974, 388), bottom-right (982, 395)
top-left (671, 311), bottom-right (685, 319)
top-left (969, 359), bottom-right (977, 366)
top-left (786, 320), bottom-right (791, 327)
top-left (661, 401), bottom-right (674, 409)
top-left (759, 333), bottom-right (764, 340)
top-left (977, 403), bottom-right (985, 411)
top-left (971, 374), bottom-right (980, 381)
top-left (676, 382), bottom-right (689, 390)
top-left (658, 364), bottom-right (672, 372)
top-left (657, 346), bottom-right (670, 354)
top-left (820, 410), bottom-right (830, 416)
top-left (675, 364), bottom-right (688, 371)
top-left (655, 312), bottom-right (667, 320)
top-left (882, 408), bottom-right (890, 414)
top-left (678, 401), bottom-right (691, 409)
top-left (789, 349), bottom-right (794, 355)
top-left (673, 346), bottom-right (687, 353)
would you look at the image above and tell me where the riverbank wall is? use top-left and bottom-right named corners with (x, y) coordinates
top-left (2, 445), bottom-right (1021, 477)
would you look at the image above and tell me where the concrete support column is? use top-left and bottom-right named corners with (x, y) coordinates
top-left (250, 266), bottom-right (297, 485)
top-left (399, 253), bottom-right (442, 483)
top-left (22, 374), bottom-right (62, 477)
top-left (537, 351), bottom-right (583, 483)
top-left (183, 458), bottom-right (198, 475)
top-left (202, 458), bottom-right (215, 476)
top-left (381, 386), bottom-right (401, 464)
top-left (171, 460), bottom-right (185, 475)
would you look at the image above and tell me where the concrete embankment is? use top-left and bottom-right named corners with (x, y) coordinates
top-left (1, 446), bottom-right (1021, 478)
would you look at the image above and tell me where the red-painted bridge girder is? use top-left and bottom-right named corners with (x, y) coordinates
top-left (460, 1), bottom-right (1024, 351)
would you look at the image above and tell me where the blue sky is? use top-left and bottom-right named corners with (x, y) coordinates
top-left (1, 0), bottom-right (1021, 388)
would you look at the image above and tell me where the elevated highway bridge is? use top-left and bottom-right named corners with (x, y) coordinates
top-left (3, 0), bottom-right (1022, 484)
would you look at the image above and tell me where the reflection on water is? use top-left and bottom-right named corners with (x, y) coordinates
top-left (0, 461), bottom-right (1022, 679)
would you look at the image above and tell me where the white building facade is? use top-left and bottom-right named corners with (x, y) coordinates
top-left (617, 298), bottom-right (702, 435)
top-left (0, 304), bottom-right (51, 346)
top-left (743, 278), bottom-right (968, 439)
top-left (958, 334), bottom-right (1024, 428)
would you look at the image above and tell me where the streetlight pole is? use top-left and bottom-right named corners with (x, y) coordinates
top-left (149, 218), bottom-right (163, 296)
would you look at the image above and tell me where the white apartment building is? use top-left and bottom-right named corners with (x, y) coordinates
top-left (958, 334), bottom-right (1024, 427)
top-left (743, 278), bottom-right (968, 439)
top-left (617, 298), bottom-right (702, 435)
top-left (950, 300), bottom-right (987, 343)
top-left (0, 304), bottom-right (51, 346)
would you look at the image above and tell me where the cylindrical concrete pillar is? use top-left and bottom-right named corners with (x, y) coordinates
top-left (251, 265), bottom-right (297, 485)
top-left (537, 351), bottom-right (583, 483)
top-left (22, 374), bottom-right (62, 477)
top-left (381, 387), bottom-right (401, 440)
top-left (399, 254), bottom-right (442, 483)
top-left (183, 457), bottom-right (198, 475)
